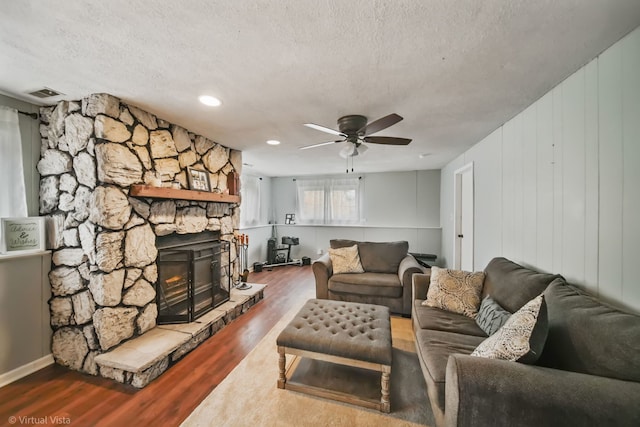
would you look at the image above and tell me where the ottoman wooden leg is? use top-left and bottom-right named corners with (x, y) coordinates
top-left (381, 367), bottom-right (391, 413)
top-left (277, 346), bottom-right (286, 389)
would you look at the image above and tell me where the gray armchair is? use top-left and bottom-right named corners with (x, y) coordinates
top-left (312, 240), bottom-right (425, 316)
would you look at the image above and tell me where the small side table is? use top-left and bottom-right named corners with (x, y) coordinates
top-left (410, 252), bottom-right (437, 268)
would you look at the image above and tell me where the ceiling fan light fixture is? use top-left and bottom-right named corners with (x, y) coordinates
top-left (339, 145), bottom-right (357, 158)
top-left (198, 95), bottom-right (222, 107)
top-left (302, 114), bottom-right (408, 164)
top-left (339, 143), bottom-right (368, 158)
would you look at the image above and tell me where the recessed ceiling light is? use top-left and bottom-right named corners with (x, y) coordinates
top-left (198, 95), bottom-right (222, 107)
top-left (266, 140), bottom-right (281, 145)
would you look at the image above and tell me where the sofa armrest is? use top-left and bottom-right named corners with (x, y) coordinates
top-left (399, 255), bottom-right (425, 315)
top-left (312, 253), bottom-right (332, 299)
top-left (445, 354), bottom-right (640, 427)
top-left (412, 272), bottom-right (431, 302)
top-left (399, 255), bottom-right (425, 289)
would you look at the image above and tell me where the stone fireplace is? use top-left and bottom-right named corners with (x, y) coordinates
top-left (38, 93), bottom-right (243, 381)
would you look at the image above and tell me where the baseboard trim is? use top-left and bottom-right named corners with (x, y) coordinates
top-left (0, 354), bottom-right (54, 388)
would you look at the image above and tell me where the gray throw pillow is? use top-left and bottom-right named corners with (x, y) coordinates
top-left (475, 295), bottom-right (511, 335)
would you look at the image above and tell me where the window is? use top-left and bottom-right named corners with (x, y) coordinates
top-left (295, 177), bottom-right (362, 224)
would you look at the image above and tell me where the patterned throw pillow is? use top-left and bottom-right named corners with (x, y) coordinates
top-left (328, 245), bottom-right (365, 274)
top-left (471, 294), bottom-right (548, 364)
top-left (475, 295), bottom-right (512, 335)
top-left (422, 266), bottom-right (485, 319)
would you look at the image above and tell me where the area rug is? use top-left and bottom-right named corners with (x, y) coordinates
top-left (181, 303), bottom-right (434, 427)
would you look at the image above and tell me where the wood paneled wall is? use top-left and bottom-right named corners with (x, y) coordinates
top-left (440, 26), bottom-right (640, 312)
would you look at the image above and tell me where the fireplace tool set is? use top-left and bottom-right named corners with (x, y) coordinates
top-left (236, 233), bottom-right (251, 290)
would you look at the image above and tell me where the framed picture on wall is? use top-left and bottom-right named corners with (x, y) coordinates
top-left (187, 167), bottom-right (211, 192)
top-left (1, 217), bottom-right (46, 253)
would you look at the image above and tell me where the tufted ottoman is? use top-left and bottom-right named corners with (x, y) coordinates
top-left (276, 299), bottom-right (392, 412)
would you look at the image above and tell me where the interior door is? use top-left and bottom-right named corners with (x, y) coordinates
top-left (454, 163), bottom-right (474, 271)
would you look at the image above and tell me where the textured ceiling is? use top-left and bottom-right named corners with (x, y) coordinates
top-left (2, 1), bottom-right (640, 177)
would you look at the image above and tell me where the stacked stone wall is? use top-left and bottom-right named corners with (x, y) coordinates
top-left (37, 93), bottom-right (241, 376)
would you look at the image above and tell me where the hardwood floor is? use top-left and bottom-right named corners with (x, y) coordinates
top-left (0, 265), bottom-right (315, 427)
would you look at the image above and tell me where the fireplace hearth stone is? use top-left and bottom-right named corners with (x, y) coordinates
top-left (94, 284), bottom-right (265, 388)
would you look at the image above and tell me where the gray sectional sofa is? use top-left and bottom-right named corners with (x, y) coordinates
top-left (412, 257), bottom-right (640, 427)
top-left (313, 239), bottom-right (424, 316)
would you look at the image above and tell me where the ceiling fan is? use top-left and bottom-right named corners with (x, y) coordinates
top-left (301, 113), bottom-right (412, 159)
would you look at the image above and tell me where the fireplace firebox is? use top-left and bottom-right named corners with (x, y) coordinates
top-left (156, 231), bottom-right (230, 324)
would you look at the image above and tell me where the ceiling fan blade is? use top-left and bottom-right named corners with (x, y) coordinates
top-left (299, 140), bottom-right (343, 150)
top-left (304, 123), bottom-right (346, 137)
top-left (363, 136), bottom-right (412, 145)
top-left (360, 113), bottom-right (403, 136)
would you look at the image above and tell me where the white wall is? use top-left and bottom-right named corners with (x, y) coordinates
top-left (272, 170), bottom-right (440, 227)
top-left (440, 26), bottom-right (640, 312)
top-left (241, 170), bottom-right (442, 267)
top-left (0, 253), bottom-right (53, 385)
top-left (272, 224), bottom-right (442, 262)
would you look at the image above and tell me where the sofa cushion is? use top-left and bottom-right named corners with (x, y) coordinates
top-left (424, 267), bottom-right (485, 319)
top-left (413, 300), bottom-right (487, 337)
top-left (475, 295), bottom-right (512, 336)
top-left (414, 329), bottom-right (486, 426)
top-left (415, 329), bottom-right (486, 384)
top-left (471, 294), bottom-right (548, 364)
top-left (482, 257), bottom-right (562, 313)
top-left (330, 239), bottom-right (408, 273)
top-left (538, 279), bottom-right (640, 382)
top-left (328, 272), bottom-right (402, 298)
top-left (328, 245), bottom-right (364, 274)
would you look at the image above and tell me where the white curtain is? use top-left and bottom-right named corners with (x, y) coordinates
top-left (327, 177), bottom-right (361, 224)
top-left (240, 175), bottom-right (261, 226)
top-left (295, 179), bottom-right (326, 224)
top-left (0, 107), bottom-right (27, 218)
top-left (296, 177), bottom-right (361, 224)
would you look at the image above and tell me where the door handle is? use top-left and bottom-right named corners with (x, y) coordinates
top-left (457, 234), bottom-right (464, 238)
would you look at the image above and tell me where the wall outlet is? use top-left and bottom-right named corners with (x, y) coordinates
top-left (317, 248), bottom-right (323, 255)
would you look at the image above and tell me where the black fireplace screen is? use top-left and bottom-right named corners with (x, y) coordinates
top-left (156, 232), bottom-right (230, 324)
